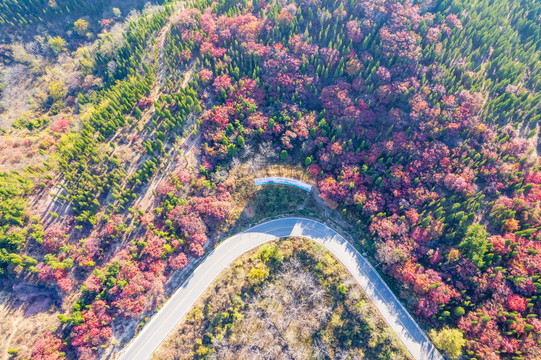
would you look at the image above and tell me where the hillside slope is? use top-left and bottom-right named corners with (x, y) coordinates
top-left (0, 0), bottom-right (540, 359)
top-left (153, 238), bottom-right (412, 360)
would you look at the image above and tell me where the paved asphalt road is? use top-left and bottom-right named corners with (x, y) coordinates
top-left (117, 217), bottom-right (444, 360)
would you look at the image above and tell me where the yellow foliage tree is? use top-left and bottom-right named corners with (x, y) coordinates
top-left (48, 81), bottom-right (65, 102)
top-left (429, 327), bottom-right (466, 360)
top-left (48, 36), bottom-right (66, 53)
top-left (247, 266), bottom-right (268, 286)
top-left (74, 19), bottom-right (89, 36)
top-left (447, 248), bottom-right (460, 262)
top-left (503, 218), bottom-right (519, 232)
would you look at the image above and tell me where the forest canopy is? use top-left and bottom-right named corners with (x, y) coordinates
top-left (0, 0), bottom-right (540, 359)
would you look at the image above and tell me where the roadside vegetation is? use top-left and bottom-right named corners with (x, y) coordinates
top-left (153, 238), bottom-right (412, 360)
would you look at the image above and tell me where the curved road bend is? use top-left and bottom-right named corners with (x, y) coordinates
top-left (117, 217), bottom-right (444, 360)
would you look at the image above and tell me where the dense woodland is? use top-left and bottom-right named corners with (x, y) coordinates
top-left (0, 0), bottom-right (167, 42)
top-left (0, 0), bottom-right (540, 359)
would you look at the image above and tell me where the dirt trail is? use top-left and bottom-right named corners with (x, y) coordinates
top-left (3, 319), bottom-right (19, 360)
top-left (105, 0), bottom-right (200, 214)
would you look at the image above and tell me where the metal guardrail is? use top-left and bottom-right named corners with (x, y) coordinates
top-left (254, 177), bottom-right (313, 192)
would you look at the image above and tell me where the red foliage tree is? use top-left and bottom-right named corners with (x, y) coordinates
top-left (137, 97), bottom-right (153, 109)
top-left (31, 332), bottom-right (66, 360)
top-left (189, 242), bottom-right (204, 258)
top-left (42, 223), bottom-right (66, 253)
top-left (156, 179), bottom-right (177, 198)
top-left (213, 74), bottom-right (232, 95)
top-left (141, 233), bottom-right (165, 260)
top-left (50, 118), bottom-right (71, 133)
top-left (508, 294), bottom-right (527, 312)
top-left (346, 20), bottom-right (363, 42)
top-left (70, 300), bottom-right (112, 358)
top-left (170, 252), bottom-right (188, 270)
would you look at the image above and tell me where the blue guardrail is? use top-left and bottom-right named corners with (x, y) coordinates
top-left (254, 177), bottom-right (312, 192)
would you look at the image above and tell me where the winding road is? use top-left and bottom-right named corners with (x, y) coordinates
top-left (117, 217), bottom-right (444, 360)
